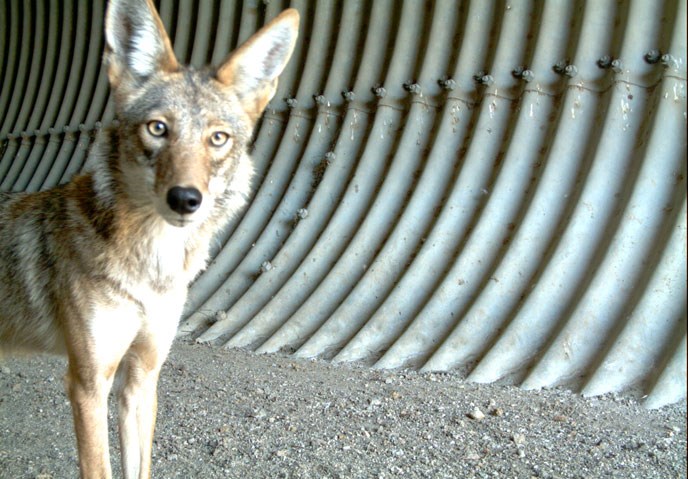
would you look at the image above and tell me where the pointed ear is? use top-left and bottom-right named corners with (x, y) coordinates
top-left (104, 0), bottom-right (178, 91)
top-left (216, 9), bottom-right (299, 121)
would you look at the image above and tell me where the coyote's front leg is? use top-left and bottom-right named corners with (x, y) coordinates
top-left (65, 357), bottom-right (117, 479)
top-left (63, 297), bottom-right (142, 479)
top-left (116, 328), bottom-right (175, 479)
top-left (116, 355), bottom-right (161, 479)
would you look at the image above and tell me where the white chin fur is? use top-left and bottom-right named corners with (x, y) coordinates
top-left (164, 216), bottom-right (195, 228)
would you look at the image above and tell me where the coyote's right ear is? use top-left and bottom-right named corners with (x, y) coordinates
top-left (217, 9), bottom-right (299, 121)
top-left (104, 0), bottom-right (178, 92)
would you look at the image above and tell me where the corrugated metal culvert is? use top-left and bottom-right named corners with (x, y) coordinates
top-left (1, 0), bottom-right (685, 409)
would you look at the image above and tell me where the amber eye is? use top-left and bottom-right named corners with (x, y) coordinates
top-left (147, 120), bottom-right (167, 137)
top-left (209, 131), bottom-right (230, 147)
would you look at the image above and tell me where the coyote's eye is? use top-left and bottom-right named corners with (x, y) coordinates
top-left (210, 131), bottom-right (230, 147)
top-left (147, 120), bottom-right (167, 137)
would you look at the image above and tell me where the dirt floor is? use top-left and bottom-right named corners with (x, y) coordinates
top-left (1, 341), bottom-right (686, 479)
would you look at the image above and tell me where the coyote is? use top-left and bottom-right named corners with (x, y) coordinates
top-left (0, 0), bottom-right (298, 477)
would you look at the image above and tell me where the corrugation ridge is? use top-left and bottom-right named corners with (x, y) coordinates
top-left (170, 0), bottom-right (195, 63)
top-left (645, 332), bottom-right (687, 409)
top-left (39, 132), bottom-right (79, 190)
top-left (582, 196), bottom-right (687, 399)
top-left (188, 1), bottom-right (217, 67)
top-left (459, 92), bottom-right (607, 381)
top-left (235, 0), bottom-right (262, 45)
top-left (59, 131), bottom-right (93, 185)
top-left (209, 0), bottom-right (240, 66)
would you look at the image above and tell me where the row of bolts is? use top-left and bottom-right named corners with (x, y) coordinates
top-left (290, 50), bottom-right (679, 105)
top-left (4, 50), bottom-right (679, 140)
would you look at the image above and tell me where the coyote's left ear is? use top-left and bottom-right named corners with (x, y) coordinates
top-left (104, 0), bottom-right (178, 92)
top-left (217, 9), bottom-right (299, 121)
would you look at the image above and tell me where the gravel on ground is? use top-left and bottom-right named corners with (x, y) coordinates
top-left (1, 341), bottom-right (686, 479)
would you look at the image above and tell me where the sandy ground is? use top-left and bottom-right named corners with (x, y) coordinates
top-left (1, 341), bottom-right (685, 479)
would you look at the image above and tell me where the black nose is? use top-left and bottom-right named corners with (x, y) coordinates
top-left (167, 186), bottom-right (202, 214)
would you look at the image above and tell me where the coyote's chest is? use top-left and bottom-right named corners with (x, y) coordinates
top-left (108, 215), bottom-right (209, 290)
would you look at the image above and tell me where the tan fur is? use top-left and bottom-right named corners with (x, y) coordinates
top-left (0, 1), bottom-right (298, 478)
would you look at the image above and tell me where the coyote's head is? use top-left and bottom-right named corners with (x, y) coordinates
top-left (102, 0), bottom-right (298, 228)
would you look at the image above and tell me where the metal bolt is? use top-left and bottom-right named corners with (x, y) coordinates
top-left (324, 151), bottom-right (336, 162)
top-left (598, 56), bottom-right (623, 73)
top-left (372, 86), bottom-right (387, 98)
top-left (296, 208), bottom-right (308, 220)
top-left (48, 127), bottom-right (58, 135)
top-left (437, 77), bottom-right (456, 91)
top-left (644, 49), bottom-right (662, 64)
top-left (314, 94), bottom-right (327, 106)
top-left (553, 61), bottom-right (577, 78)
top-left (260, 261), bottom-right (273, 273)
top-left (7, 133), bottom-right (16, 140)
top-left (521, 70), bottom-right (535, 82)
top-left (660, 53), bottom-right (678, 69)
top-left (94, 121), bottom-right (102, 129)
top-left (610, 59), bottom-right (623, 73)
top-left (403, 82), bottom-right (422, 95)
top-left (473, 72), bottom-right (494, 86)
top-left (285, 97), bottom-right (298, 108)
top-left (341, 90), bottom-right (355, 102)
top-left (512, 66), bottom-right (534, 82)
top-left (597, 55), bottom-right (612, 68)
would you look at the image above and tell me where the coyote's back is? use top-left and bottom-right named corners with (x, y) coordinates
top-left (0, 0), bottom-right (298, 477)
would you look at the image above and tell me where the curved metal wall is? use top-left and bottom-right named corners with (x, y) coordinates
top-left (1, 0), bottom-right (685, 409)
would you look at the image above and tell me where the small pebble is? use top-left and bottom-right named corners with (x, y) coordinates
top-left (468, 407), bottom-right (485, 420)
top-left (512, 433), bottom-right (526, 446)
top-left (465, 451), bottom-right (481, 461)
top-left (275, 449), bottom-right (288, 458)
